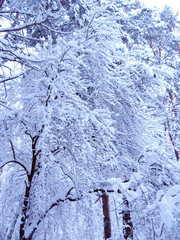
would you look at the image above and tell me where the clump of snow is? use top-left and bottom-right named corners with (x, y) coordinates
top-left (159, 196), bottom-right (175, 229)
top-left (130, 172), bottom-right (143, 183)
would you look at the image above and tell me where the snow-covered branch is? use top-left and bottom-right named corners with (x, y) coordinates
top-left (0, 73), bottom-right (24, 83)
top-left (0, 18), bottom-right (48, 33)
top-left (27, 188), bottom-right (81, 240)
top-left (0, 161), bottom-right (29, 177)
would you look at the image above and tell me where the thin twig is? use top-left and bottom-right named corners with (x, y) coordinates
top-left (0, 18), bottom-right (48, 33)
top-left (0, 72), bottom-right (24, 83)
top-left (9, 140), bottom-right (16, 160)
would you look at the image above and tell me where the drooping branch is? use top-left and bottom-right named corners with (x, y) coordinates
top-left (0, 102), bottom-right (12, 109)
top-left (1, 121), bottom-right (29, 177)
top-left (27, 188), bottom-right (81, 240)
top-left (0, 161), bottom-right (29, 177)
top-left (23, 185), bottom-right (130, 240)
top-left (27, 187), bottom-right (122, 239)
top-left (0, 72), bottom-right (24, 83)
top-left (59, 164), bottom-right (76, 188)
top-left (1, 48), bottom-right (49, 64)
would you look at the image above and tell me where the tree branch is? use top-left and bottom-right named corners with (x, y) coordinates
top-left (9, 140), bottom-right (16, 160)
top-left (0, 10), bottom-right (35, 16)
top-left (27, 188), bottom-right (81, 240)
top-left (0, 72), bottom-right (24, 84)
top-left (89, 189), bottom-right (121, 194)
top-left (0, 0), bottom-right (5, 9)
top-left (9, 33), bottom-right (45, 42)
top-left (86, 12), bottom-right (96, 40)
top-left (0, 161), bottom-right (29, 177)
top-left (0, 18), bottom-right (48, 33)
top-left (25, 186), bottom-right (125, 239)
top-left (0, 102), bottom-right (12, 110)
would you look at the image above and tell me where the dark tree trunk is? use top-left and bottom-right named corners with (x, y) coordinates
top-left (19, 185), bottom-right (31, 240)
top-left (122, 198), bottom-right (133, 240)
top-left (102, 193), bottom-right (111, 240)
top-left (19, 134), bottom-right (41, 240)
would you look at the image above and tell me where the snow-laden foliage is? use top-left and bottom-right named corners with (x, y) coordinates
top-left (0, 0), bottom-right (180, 239)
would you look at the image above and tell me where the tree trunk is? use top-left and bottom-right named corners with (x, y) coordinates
top-left (122, 198), bottom-right (133, 240)
top-left (19, 185), bottom-right (31, 240)
top-left (19, 135), bottom-right (40, 240)
top-left (102, 193), bottom-right (111, 239)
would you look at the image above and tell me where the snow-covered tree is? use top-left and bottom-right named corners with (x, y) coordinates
top-left (0, 1), bottom-right (180, 240)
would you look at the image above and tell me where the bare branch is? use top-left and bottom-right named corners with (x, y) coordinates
top-left (0, 0), bottom-right (5, 9)
top-left (1, 48), bottom-right (48, 64)
top-left (21, 121), bottom-right (33, 139)
top-left (9, 33), bottom-right (45, 42)
top-left (86, 12), bottom-right (97, 40)
top-left (60, 47), bottom-right (71, 62)
top-left (60, 164), bottom-right (76, 187)
top-left (41, 23), bottom-right (71, 34)
top-left (25, 185), bottom-right (124, 240)
top-left (4, 12), bottom-right (19, 39)
top-left (0, 10), bottom-right (35, 16)
top-left (89, 189), bottom-right (121, 194)
top-left (27, 189), bottom-right (81, 240)
top-left (0, 102), bottom-right (12, 110)
top-left (0, 72), bottom-right (24, 84)
top-left (0, 161), bottom-right (29, 177)
top-left (9, 140), bottom-right (16, 160)
top-left (35, 149), bottom-right (41, 157)
top-left (3, 82), bottom-right (7, 98)
top-left (0, 18), bottom-right (48, 33)
top-left (65, 187), bottom-right (74, 198)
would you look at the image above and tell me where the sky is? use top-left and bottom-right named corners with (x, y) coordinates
top-left (102, 0), bottom-right (180, 16)
top-left (141, 0), bottom-right (180, 15)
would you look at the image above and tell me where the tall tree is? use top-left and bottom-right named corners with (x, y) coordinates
top-left (0, 1), bottom-right (180, 239)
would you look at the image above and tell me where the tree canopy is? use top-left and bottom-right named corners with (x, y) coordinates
top-left (0, 0), bottom-right (180, 239)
